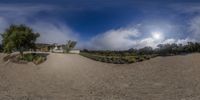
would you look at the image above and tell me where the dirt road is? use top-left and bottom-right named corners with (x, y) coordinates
top-left (1, 53), bottom-right (200, 100)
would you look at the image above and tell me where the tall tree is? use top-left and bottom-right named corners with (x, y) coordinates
top-left (1, 24), bottom-right (40, 56)
top-left (65, 40), bottom-right (77, 53)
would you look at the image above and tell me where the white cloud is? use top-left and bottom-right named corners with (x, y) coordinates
top-left (162, 38), bottom-right (176, 44)
top-left (85, 25), bottom-right (196, 50)
top-left (0, 3), bottom-right (199, 50)
top-left (0, 4), bottom-right (57, 15)
top-left (0, 17), bottom-right (9, 33)
top-left (30, 21), bottom-right (78, 44)
top-left (171, 3), bottom-right (200, 14)
top-left (85, 26), bottom-right (165, 50)
top-left (162, 38), bottom-right (193, 45)
top-left (0, 4), bottom-right (78, 44)
top-left (0, 17), bottom-right (10, 43)
top-left (189, 16), bottom-right (200, 39)
top-left (172, 3), bottom-right (200, 40)
top-left (177, 38), bottom-right (196, 45)
top-left (85, 27), bottom-right (141, 50)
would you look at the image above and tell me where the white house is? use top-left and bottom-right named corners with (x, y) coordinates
top-left (52, 44), bottom-right (64, 53)
top-left (69, 49), bottom-right (80, 54)
top-left (51, 44), bottom-right (80, 54)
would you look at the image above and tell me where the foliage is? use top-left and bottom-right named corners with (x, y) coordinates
top-left (82, 49), bottom-right (137, 56)
top-left (80, 52), bottom-right (155, 64)
top-left (65, 40), bottom-right (77, 53)
top-left (81, 42), bottom-right (200, 64)
top-left (18, 53), bottom-right (47, 65)
top-left (155, 42), bottom-right (200, 56)
top-left (33, 56), bottom-right (46, 65)
top-left (35, 43), bottom-right (52, 52)
top-left (0, 44), bottom-right (3, 52)
top-left (1, 24), bottom-right (40, 56)
top-left (2, 53), bottom-right (47, 65)
top-left (127, 42), bottom-right (200, 56)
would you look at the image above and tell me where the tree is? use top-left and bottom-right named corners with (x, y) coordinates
top-left (65, 40), bottom-right (77, 53)
top-left (0, 44), bottom-right (3, 52)
top-left (1, 24), bottom-right (40, 56)
top-left (138, 46), bottom-right (153, 55)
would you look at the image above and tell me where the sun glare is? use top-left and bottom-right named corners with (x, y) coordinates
top-left (151, 31), bottom-right (163, 40)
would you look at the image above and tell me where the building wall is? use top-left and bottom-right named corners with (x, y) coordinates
top-left (52, 46), bottom-right (64, 53)
top-left (69, 50), bottom-right (80, 54)
top-left (52, 50), bottom-right (64, 53)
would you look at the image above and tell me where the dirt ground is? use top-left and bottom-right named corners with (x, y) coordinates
top-left (1, 53), bottom-right (200, 100)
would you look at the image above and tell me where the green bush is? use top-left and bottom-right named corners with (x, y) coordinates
top-left (135, 56), bottom-right (139, 60)
top-left (80, 52), bottom-right (155, 64)
top-left (20, 54), bottom-right (34, 61)
top-left (126, 58), bottom-right (136, 63)
top-left (19, 53), bottom-right (46, 65)
top-left (137, 57), bottom-right (145, 62)
top-left (33, 56), bottom-right (46, 65)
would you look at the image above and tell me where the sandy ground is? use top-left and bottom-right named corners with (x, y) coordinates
top-left (1, 53), bottom-right (200, 100)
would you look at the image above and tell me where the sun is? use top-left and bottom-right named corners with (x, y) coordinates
top-left (151, 31), bottom-right (163, 40)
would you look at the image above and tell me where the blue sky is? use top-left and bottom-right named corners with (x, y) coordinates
top-left (0, 0), bottom-right (200, 50)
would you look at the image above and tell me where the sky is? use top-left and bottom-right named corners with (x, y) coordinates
top-left (0, 0), bottom-right (200, 50)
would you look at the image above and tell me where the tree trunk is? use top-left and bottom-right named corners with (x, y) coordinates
top-left (19, 50), bottom-right (23, 58)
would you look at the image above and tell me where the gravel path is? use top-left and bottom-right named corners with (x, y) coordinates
top-left (1, 53), bottom-right (200, 100)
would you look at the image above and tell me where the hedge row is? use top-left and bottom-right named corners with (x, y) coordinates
top-left (80, 53), bottom-right (156, 64)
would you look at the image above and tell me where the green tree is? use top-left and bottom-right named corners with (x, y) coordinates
top-left (1, 24), bottom-right (40, 56)
top-left (0, 44), bottom-right (3, 52)
top-left (65, 40), bottom-right (77, 53)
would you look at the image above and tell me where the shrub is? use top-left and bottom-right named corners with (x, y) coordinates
top-left (107, 58), bottom-right (113, 63)
top-left (137, 57), bottom-right (145, 62)
top-left (143, 55), bottom-right (150, 60)
top-left (20, 54), bottom-right (34, 61)
top-left (33, 56), bottom-right (46, 65)
top-left (119, 60), bottom-right (126, 64)
top-left (17, 53), bottom-right (47, 65)
top-left (127, 58), bottom-right (136, 63)
top-left (113, 60), bottom-right (120, 64)
top-left (135, 56), bottom-right (139, 60)
top-left (102, 57), bottom-right (108, 62)
top-left (80, 52), bottom-right (156, 64)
